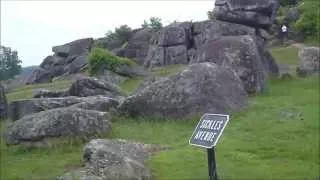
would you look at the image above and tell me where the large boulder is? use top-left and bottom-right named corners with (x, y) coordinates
top-left (63, 55), bottom-right (88, 74)
top-left (297, 47), bottom-right (320, 77)
top-left (144, 22), bottom-right (193, 68)
top-left (52, 38), bottom-right (94, 57)
top-left (68, 77), bottom-right (124, 98)
top-left (214, 0), bottom-right (280, 29)
top-left (145, 45), bottom-right (189, 68)
top-left (60, 139), bottom-right (165, 180)
top-left (5, 108), bottom-right (111, 146)
top-left (144, 20), bottom-right (258, 68)
top-left (120, 28), bottom-right (157, 65)
top-left (8, 96), bottom-right (119, 121)
top-left (157, 22), bottom-right (193, 47)
top-left (25, 67), bottom-right (53, 84)
top-left (26, 38), bottom-right (94, 84)
top-left (192, 20), bottom-right (256, 48)
top-left (191, 35), bottom-right (267, 94)
top-left (0, 83), bottom-right (7, 119)
top-left (120, 63), bottom-right (247, 118)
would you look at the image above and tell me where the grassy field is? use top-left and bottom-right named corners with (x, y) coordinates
top-left (0, 48), bottom-right (319, 179)
top-left (269, 46), bottom-right (299, 66)
top-left (5, 80), bottom-right (72, 103)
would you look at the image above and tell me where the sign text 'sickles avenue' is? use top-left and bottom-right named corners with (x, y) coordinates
top-left (189, 113), bottom-right (230, 180)
top-left (189, 114), bottom-right (229, 148)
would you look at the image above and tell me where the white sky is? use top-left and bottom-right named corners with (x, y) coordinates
top-left (1, 1), bottom-right (215, 67)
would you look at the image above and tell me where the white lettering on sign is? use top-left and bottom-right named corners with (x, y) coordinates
top-left (199, 120), bottom-right (224, 130)
top-left (189, 113), bottom-right (229, 148)
top-left (194, 131), bottom-right (217, 142)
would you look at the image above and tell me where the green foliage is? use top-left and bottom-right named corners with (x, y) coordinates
top-left (100, 25), bottom-right (132, 50)
top-left (88, 48), bottom-right (136, 75)
top-left (207, 9), bottom-right (216, 20)
top-left (141, 17), bottom-right (163, 30)
top-left (1, 75), bottom-right (319, 179)
top-left (1, 48), bottom-right (319, 180)
top-left (294, 0), bottom-right (320, 40)
top-left (0, 46), bottom-right (22, 81)
top-left (280, 0), bottom-right (300, 6)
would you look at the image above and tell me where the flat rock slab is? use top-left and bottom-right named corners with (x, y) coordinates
top-left (8, 96), bottom-right (119, 121)
top-left (5, 108), bottom-right (111, 146)
top-left (215, 0), bottom-right (279, 29)
top-left (60, 139), bottom-right (167, 180)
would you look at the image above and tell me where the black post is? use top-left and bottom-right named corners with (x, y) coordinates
top-left (207, 148), bottom-right (218, 180)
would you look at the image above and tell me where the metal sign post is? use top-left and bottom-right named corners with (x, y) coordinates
top-left (207, 148), bottom-right (218, 180)
top-left (189, 113), bottom-right (229, 180)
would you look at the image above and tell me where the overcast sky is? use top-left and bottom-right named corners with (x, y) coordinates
top-left (1, 1), bottom-right (215, 67)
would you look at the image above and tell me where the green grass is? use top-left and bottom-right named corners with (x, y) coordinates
top-left (1, 48), bottom-right (319, 179)
top-left (6, 80), bottom-right (71, 102)
top-left (1, 75), bottom-right (319, 180)
top-left (269, 46), bottom-right (299, 66)
top-left (119, 77), bottom-right (144, 96)
top-left (119, 64), bottom-right (187, 96)
top-left (151, 64), bottom-right (187, 77)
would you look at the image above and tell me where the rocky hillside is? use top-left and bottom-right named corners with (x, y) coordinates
top-left (1, 0), bottom-right (319, 179)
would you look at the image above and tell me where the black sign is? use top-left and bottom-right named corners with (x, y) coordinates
top-left (189, 113), bottom-right (229, 148)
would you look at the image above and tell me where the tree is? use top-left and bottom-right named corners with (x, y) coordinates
top-left (141, 17), bottom-right (163, 30)
top-left (207, 9), bottom-right (216, 20)
top-left (0, 46), bottom-right (22, 81)
top-left (103, 25), bottom-right (132, 50)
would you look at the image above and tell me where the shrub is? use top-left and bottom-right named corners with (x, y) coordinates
top-left (294, 0), bottom-right (320, 40)
top-left (88, 48), bottom-right (136, 75)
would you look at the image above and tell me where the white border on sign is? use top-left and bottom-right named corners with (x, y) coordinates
top-left (189, 113), bottom-right (230, 149)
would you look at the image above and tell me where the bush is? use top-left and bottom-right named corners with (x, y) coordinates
top-left (88, 48), bottom-right (136, 75)
top-left (294, 0), bottom-right (320, 40)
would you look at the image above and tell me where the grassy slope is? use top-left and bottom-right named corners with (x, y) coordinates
top-left (6, 80), bottom-right (71, 103)
top-left (1, 49), bottom-right (319, 179)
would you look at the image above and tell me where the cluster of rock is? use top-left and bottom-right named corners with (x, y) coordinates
top-left (0, 83), bottom-right (7, 119)
top-left (297, 46), bottom-right (320, 77)
top-left (5, 77), bottom-right (123, 146)
top-left (60, 139), bottom-right (166, 180)
top-left (3, 1), bottom-right (285, 179)
top-left (109, 1), bottom-right (280, 95)
top-left (25, 38), bottom-right (94, 84)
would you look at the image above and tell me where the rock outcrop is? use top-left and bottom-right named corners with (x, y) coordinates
top-left (143, 20), bottom-right (258, 69)
top-left (32, 77), bottom-right (124, 99)
top-left (297, 47), bottom-right (320, 77)
top-left (214, 0), bottom-right (280, 29)
top-left (8, 96), bottom-right (119, 121)
top-left (115, 28), bottom-right (157, 65)
top-left (60, 139), bottom-right (166, 180)
top-left (191, 35), bottom-right (267, 94)
top-left (0, 83), bottom-right (7, 119)
top-left (26, 38), bottom-right (94, 84)
top-left (68, 77), bottom-right (124, 98)
top-left (192, 20), bottom-right (256, 49)
top-left (144, 22), bottom-right (192, 68)
top-left (6, 108), bottom-right (111, 146)
top-left (120, 63), bottom-right (247, 118)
